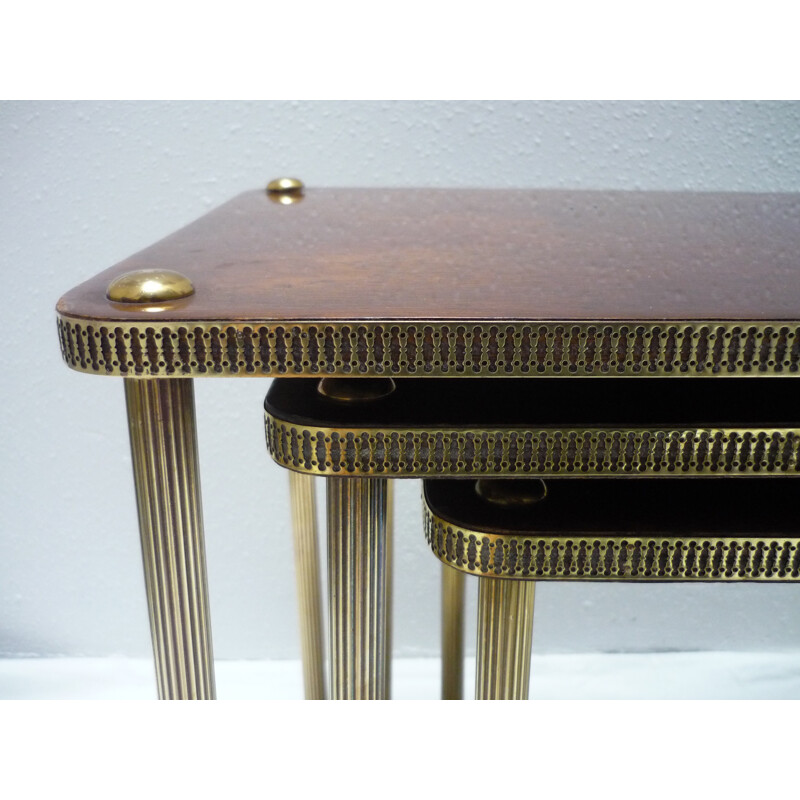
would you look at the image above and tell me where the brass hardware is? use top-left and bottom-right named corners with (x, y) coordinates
top-left (266, 417), bottom-right (800, 478)
top-left (318, 378), bottom-right (396, 401)
top-left (288, 472), bottom-right (326, 700)
top-left (107, 269), bottom-right (195, 304)
top-left (267, 177), bottom-right (304, 194)
top-left (476, 579), bottom-right (535, 700)
top-left (266, 178), bottom-right (304, 203)
top-left (476, 478), bottom-right (547, 506)
top-left (327, 477), bottom-right (389, 699)
top-left (441, 564), bottom-right (465, 700)
top-left (124, 378), bottom-right (215, 699)
top-left (58, 316), bottom-right (800, 378)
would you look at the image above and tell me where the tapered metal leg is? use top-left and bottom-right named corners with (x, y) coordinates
top-left (288, 471), bottom-right (326, 699)
top-left (125, 378), bottom-right (215, 700)
top-left (385, 481), bottom-right (394, 696)
top-left (476, 579), bottom-right (535, 700)
top-left (441, 564), bottom-right (466, 700)
top-left (327, 476), bottom-right (388, 700)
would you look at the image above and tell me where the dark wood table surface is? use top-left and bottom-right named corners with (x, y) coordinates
top-left (56, 188), bottom-right (800, 378)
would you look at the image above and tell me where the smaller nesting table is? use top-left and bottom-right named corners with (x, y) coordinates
top-left (422, 477), bottom-right (800, 699)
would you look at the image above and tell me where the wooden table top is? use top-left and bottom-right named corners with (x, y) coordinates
top-left (57, 188), bottom-right (800, 378)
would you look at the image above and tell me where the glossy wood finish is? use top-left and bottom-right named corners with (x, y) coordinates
top-left (58, 189), bottom-right (800, 325)
top-left (266, 376), bottom-right (800, 429)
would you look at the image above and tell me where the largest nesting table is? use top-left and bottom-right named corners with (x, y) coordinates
top-left (56, 185), bottom-right (800, 699)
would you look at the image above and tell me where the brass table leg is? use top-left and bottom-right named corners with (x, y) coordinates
top-left (476, 579), bottom-right (535, 700)
top-left (385, 481), bottom-right (394, 696)
top-left (288, 471), bottom-right (326, 699)
top-left (441, 564), bottom-right (466, 700)
top-left (125, 378), bottom-right (215, 700)
top-left (327, 476), bottom-right (389, 699)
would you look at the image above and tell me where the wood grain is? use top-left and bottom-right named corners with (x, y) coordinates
top-left (57, 189), bottom-right (800, 324)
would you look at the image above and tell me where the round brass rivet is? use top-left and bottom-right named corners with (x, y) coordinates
top-left (267, 177), bottom-right (304, 193)
top-left (107, 269), bottom-right (195, 303)
top-left (475, 478), bottom-right (548, 506)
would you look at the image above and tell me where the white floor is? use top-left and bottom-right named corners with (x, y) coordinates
top-left (2, 652), bottom-right (800, 699)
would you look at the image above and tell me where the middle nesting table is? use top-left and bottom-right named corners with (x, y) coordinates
top-left (264, 376), bottom-right (800, 700)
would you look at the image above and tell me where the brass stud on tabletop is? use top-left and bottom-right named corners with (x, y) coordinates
top-left (267, 177), bottom-right (305, 204)
top-left (107, 269), bottom-right (195, 304)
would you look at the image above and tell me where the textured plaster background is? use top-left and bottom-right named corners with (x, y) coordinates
top-left (2, 100), bottom-right (800, 660)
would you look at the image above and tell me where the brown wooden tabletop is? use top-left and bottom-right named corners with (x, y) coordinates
top-left (56, 188), bottom-right (800, 378)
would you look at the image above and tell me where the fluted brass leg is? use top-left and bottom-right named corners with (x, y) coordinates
top-left (385, 481), bottom-right (394, 696)
top-left (327, 477), bottom-right (388, 700)
top-left (476, 579), bottom-right (535, 700)
top-left (125, 378), bottom-right (215, 700)
top-left (289, 471), bottom-right (326, 700)
top-left (441, 564), bottom-right (465, 700)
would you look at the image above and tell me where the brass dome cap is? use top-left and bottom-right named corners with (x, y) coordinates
top-left (267, 177), bottom-right (304, 193)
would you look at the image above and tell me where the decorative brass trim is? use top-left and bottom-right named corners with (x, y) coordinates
top-left (423, 506), bottom-right (800, 582)
top-left (57, 316), bottom-right (800, 378)
top-left (265, 417), bottom-right (800, 477)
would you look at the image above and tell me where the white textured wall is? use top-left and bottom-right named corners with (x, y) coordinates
top-left (2, 101), bottom-right (800, 660)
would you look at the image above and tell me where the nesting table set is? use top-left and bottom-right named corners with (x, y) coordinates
top-left (57, 182), bottom-right (800, 699)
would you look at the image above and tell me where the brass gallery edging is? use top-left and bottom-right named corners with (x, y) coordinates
top-left (264, 416), bottom-right (800, 477)
top-left (423, 507), bottom-right (800, 582)
top-left (57, 316), bottom-right (800, 378)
